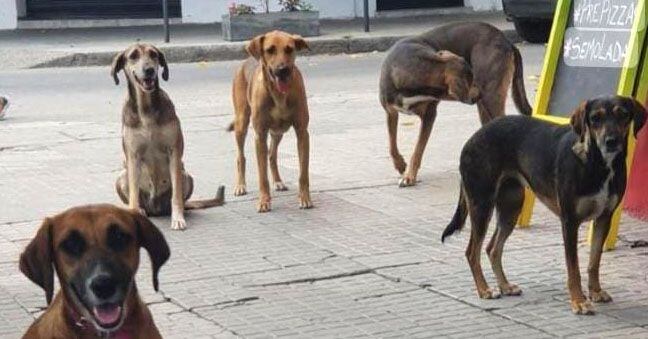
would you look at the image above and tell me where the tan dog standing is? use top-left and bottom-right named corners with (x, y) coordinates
top-left (111, 43), bottom-right (225, 230)
top-left (20, 204), bottom-right (169, 338)
top-left (228, 31), bottom-right (312, 212)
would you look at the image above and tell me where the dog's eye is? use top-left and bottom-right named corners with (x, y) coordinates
top-left (285, 46), bottom-right (293, 54)
top-left (266, 46), bottom-right (276, 54)
top-left (149, 50), bottom-right (158, 59)
top-left (60, 231), bottom-right (86, 258)
top-left (128, 50), bottom-right (139, 60)
top-left (107, 224), bottom-right (132, 252)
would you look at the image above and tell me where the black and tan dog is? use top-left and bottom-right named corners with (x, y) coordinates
top-left (442, 96), bottom-right (646, 315)
top-left (380, 22), bottom-right (532, 187)
top-left (111, 43), bottom-right (225, 230)
top-left (228, 31), bottom-right (312, 213)
top-left (20, 204), bottom-right (169, 338)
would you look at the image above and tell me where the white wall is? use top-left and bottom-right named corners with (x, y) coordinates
top-left (466, 0), bottom-right (502, 11)
top-left (182, 0), bottom-right (378, 23)
top-left (0, 0), bottom-right (18, 30)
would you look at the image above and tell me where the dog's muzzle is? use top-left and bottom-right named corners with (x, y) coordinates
top-left (603, 136), bottom-right (621, 153)
top-left (71, 258), bottom-right (131, 331)
top-left (271, 66), bottom-right (292, 94)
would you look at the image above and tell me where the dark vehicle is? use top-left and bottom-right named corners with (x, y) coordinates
top-left (502, 0), bottom-right (555, 43)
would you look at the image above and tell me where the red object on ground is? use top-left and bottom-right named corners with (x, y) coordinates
top-left (625, 108), bottom-right (648, 220)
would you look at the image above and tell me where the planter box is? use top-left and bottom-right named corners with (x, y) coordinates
top-left (222, 11), bottom-right (320, 41)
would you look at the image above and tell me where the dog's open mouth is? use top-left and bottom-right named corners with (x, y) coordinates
top-left (139, 77), bottom-right (156, 91)
top-left (269, 72), bottom-right (290, 94)
top-left (275, 78), bottom-right (290, 94)
top-left (133, 72), bottom-right (156, 91)
top-left (92, 303), bottom-right (123, 329)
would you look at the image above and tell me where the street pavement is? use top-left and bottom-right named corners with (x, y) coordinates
top-left (1, 44), bottom-right (648, 338)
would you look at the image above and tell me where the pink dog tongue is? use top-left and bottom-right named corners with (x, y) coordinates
top-left (93, 305), bottom-right (121, 326)
top-left (276, 79), bottom-right (290, 93)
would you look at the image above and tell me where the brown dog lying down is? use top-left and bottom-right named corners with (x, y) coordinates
top-left (20, 204), bottom-right (169, 338)
top-left (380, 22), bottom-right (532, 187)
top-left (228, 31), bottom-right (312, 213)
top-left (110, 43), bottom-right (225, 230)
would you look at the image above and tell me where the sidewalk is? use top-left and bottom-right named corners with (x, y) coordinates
top-left (0, 12), bottom-right (517, 69)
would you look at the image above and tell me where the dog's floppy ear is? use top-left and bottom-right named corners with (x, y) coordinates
top-left (246, 34), bottom-right (265, 60)
top-left (631, 99), bottom-right (647, 137)
top-left (292, 35), bottom-right (309, 51)
top-left (570, 100), bottom-right (590, 161)
top-left (110, 51), bottom-right (126, 85)
top-left (133, 212), bottom-right (170, 291)
top-left (153, 46), bottom-right (169, 81)
top-left (20, 218), bottom-right (55, 305)
top-left (570, 100), bottom-right (589, 136)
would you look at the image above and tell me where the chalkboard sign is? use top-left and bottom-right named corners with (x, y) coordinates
top-left (535, 0), bottom-right (644, 119)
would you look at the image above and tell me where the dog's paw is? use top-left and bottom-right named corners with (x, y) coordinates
top-left (590, 290), bottom-right (612, 303)
top-left (171, 218), bottom-right (187, 231)
top-left (571, 299), bottom-right (595, 315)
top-left (257, 198), bottom-right (272, 213)
top-left (477, 288), bottom-right (501, 299)
top-left (299, 194), bottom-right (313, 209)
top-left (234, 184), bottom-right (247, 196)
top-left (398, 175), bottom-right (416, 188)
top-left (274, 182), bottom-right (288, 191)
top-left (499, 284), bottom-right (523, 296)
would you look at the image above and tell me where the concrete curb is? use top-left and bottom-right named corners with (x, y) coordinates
top-left (31, 29), bottom-right (520, 68)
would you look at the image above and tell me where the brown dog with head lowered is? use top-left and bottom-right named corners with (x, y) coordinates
top-left (111, 43), bottom-right (225, 230)
top-left (228, 30), bottom-right (312, 212)
top-left (380, 22), bottom-right (532, 187)
top-left (20, 204), bottom-right (169, 338)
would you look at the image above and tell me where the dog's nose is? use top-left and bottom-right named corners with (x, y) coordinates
top-left (274, 66), bottom-right (291, 79)
top-left (605, 136), bottom-right (620, 149)
top-left (90, 275), bottom-right (118, 300)
top-left (144, 68), bottom-right (156, 78)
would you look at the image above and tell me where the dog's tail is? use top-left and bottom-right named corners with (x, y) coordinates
top-left (186, 185), bottom-right (225, 210)
top-left (511, 46), bottom-right (533, 116)
top-left (226, 122), bottom-right (235, 132)
top-left (441, 183), bottom-right (468, 242)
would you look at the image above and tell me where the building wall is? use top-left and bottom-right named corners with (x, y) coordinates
top-left (0, 0), bottom-right (498, 30)
top-left (0, 0), bottom-right (17, 29)
top-left (182, 0), bottom-right (377, 23)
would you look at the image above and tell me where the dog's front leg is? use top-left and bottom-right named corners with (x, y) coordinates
top-left (401, 103), bottom-right (437, 187)
top-left (169, 149), bottom-right (186, 230)
top-left (127, 152), bottom-right (145, 215)
top-left (255, 129), bottom-right (272, 212)
top-left (562, 218), bottom-right (595, 315)
top-left (588, 212), bottom-right (614, 303)
top-left (296, 128), bottom-right (312, 209)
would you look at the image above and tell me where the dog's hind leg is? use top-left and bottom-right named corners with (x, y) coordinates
top-left (400, 101), bottom-right (438, 187)
top-left (488, 177), bottom-right (524, 296)
top-left (466, 192), bottom-right (498, 299)
top-left (588, 212), bottom-right (613, 303)
top-left (473, 49), bottom-right (514, 124)
top-left (269, 133), bottom-right (288, 191)
top-left (385, 105), bottom-right (407, 175)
